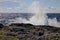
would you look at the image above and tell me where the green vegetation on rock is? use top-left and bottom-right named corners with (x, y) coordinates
top-left (46, 34), bottom-right (60, 40)
top-left (0, 31), bottom-right (4, 35)
top-left (7, 36), bottom-right (18, 40)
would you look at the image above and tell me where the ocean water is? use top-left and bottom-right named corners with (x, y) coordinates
top-left (47, 13), bottom-right (60, 27)
top-left (47, 13), bottom-right (60, 22)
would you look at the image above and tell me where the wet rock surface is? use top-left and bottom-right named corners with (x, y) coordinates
top-left (0, 23), bottom-right (60, 40)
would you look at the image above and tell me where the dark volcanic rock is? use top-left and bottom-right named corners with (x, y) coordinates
top-left (0, 23), bottom-right (4, 28)
top-left (0, 23), bottom-right (60, 40)
top-left (9, 23), bottom-right (33, 27)
top-left (5, 32), bottom-right (17, 37)
top-left (38, 32), bottom-right (44, 36)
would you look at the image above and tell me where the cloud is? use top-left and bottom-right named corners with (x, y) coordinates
top-left (0, 0), bottom-right (27, 13)
top-left (0, 7), bottom-right (23, 13)
top-left (0, 0), bottom-right (19, 2)
top-left (0, 0), bottom-right (8, 2)
top-left (47, 7), bottom-right (60, 13)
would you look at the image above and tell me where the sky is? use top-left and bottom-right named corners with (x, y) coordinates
top-left (0, 0), bottom-right (60, 13)
top-left (0, 0), bottom-right (60, 27)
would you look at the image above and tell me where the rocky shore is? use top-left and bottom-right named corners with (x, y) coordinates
top-left (0, 23), bottom-right (60, 40)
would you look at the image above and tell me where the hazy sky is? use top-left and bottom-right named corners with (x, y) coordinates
top-left (0, 0), bottom-right (60, 13)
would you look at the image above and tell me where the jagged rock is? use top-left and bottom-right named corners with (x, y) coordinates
top-left (5, 32), bottom-right (17, 37)
top-left (38, 32), bottom-right (44, 36)
top-left (9, 23), bottom-right (33, 27)
top-left (0, 23), bottom-right (4, 28)
top-left (0, 23), bottom-right (60, 40)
